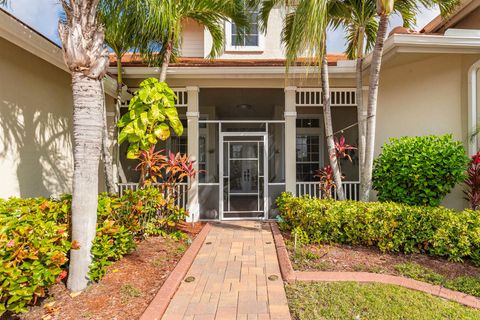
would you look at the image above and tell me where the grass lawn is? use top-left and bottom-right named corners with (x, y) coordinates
top-left (286, 282), bottom-right (480, 320)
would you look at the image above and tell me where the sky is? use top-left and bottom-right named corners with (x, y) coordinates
top-left (3, 0), bottom-right (440, 53)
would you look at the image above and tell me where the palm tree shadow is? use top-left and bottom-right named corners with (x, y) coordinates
top-left (0, 100), bottom-right (73, 198)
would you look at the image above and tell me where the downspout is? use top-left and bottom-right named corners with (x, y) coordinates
top-left (468, 59), bottom-right (480, 155)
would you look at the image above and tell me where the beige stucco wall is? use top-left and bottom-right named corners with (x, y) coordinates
top-left (0, 37), bottom-right (114, 198)
top-left (0, 37), bottom-right (74, 198)
top-left (375, 53), bottom-right (480, 209)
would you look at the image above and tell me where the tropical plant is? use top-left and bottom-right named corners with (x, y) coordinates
top-left (464, 151), bottom-right (480, 210)
top-left (0, 197), bottom-right (72, 315)
top-left (330, 0), bottom-right (377, 189)
top-left (135, 147), bottom-right (200, 202)
top-left (359, 0), bottom-right (460, 201)
top-left (143, 0), bottom-right (249, 81)
top-left (258, 0), bottom-right (347, 199)
top-left (99, 0), bottom-right (161, 192)
top-left (117, 77), bottom-right (183, 161)
top-left (58, 0), bottom-right (109, 292)
top-left (335, 135), bottom-right (356, 161)
top-left (372, 135), bottom-right (468, 206)
top-left (314, 165), bottom-right (336, 199)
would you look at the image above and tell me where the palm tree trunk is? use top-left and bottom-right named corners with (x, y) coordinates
top-left (356, 28), bottom-right (366, 196)
top-left (360, 14), bottom-right (388, 201)
top-left (321, 44), bottom-right (345, 200)
top-left (101, 81), bottom-right (116, 194)
top-left (67, 72), bottom-right (103, 292)
top-left (159, 40), bottom-right (173, 82)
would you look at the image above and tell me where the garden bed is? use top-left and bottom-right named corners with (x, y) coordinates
top-left (286, 282), bottom-right (480, 320)
top-left (284, 232), bottom-right (480, 297)
top-left (13, 222), bottom-right (204, 320)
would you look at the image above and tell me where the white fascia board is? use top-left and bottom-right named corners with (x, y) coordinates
top-left (363, 33), bottom-right (480, 68)
top-left (0, 9), bottom-right (68, 72)
top-left (111, 65), bottom-right (356, 79)
top-left (103, 75), bottom-right (131, 99)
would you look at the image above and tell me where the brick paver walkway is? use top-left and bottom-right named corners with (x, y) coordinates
top-left (162, 221), bottom-right (291, 320)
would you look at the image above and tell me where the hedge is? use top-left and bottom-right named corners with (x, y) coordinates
top-left (372, 135), bottom-right (468, 206)
top-left (277, 193), bottom-right (480, 265)
top-left (0, 188), bottom-right (186, 315)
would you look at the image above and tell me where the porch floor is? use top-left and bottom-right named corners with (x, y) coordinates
top-left (162, 221), bottom-right (291, 320)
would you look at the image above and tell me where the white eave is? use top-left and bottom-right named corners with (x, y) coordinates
top-left (114, 63), bottom-right (357, 79)
top-left (364, 32), bottom-right (480, 68)
top-left (0, 8), bottom-right (67, 72)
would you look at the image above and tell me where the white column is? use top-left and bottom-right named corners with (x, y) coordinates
top-left (186, 86), bottom-right (200, 222)
top-left (284, 86), bottom-right (297, 194)
top-left (468, 60), bottom-right (480, 155)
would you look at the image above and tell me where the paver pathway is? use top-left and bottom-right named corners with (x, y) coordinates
top-left (162, 221), bottom-right (291, 320)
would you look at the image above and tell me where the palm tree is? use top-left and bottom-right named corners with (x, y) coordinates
top-left (360, 0), bottom-right (460, 201)
top-left (143, 0), bottom-right (249, 82)
top-left (259, 0), bottom-right (346, 199)
top-left (98, 0), bottom-right (157, 193)
top-left (331, 0), bottom-right (377, 189)
top-left (58, 0), bottom-right (109, 292)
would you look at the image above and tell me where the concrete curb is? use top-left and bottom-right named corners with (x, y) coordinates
top-left (140, 223), bottom-right (212, 320)
top-left (270, 222), bottom-right (480, 309)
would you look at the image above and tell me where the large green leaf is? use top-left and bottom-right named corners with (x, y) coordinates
top-left (155, 123), bottom-right (171, 141)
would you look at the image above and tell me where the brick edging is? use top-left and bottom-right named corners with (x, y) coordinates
top-left (270, 222), bottom-right (295, 282)
top-left (269, 222), bottom-right (480, 309)
top-left (140, 223), bottom-right (212, 320)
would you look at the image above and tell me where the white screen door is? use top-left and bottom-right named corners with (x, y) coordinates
top-left (220, 132), bottom-right (268, 220)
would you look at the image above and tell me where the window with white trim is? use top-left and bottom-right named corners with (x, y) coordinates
top-left (225, 5), bottom-right (263, 51)
top-left (296, 117), bottom-right (323, 182)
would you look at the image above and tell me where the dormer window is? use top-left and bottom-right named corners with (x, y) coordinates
top-left (225, 7), bottom-right (264, 52)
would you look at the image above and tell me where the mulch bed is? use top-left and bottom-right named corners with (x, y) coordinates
top-left (14, 222), bottom-right (204, 320)
top-left (283, 232), bottom-right (480, 280)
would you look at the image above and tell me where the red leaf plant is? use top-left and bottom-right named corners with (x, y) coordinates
top-left (464, 151), bottom-right (480, 210)
top-left (314, 165), bottom-right (345, 199)
top-left (335, 135), bottom-right (357, 161)
top-left (136, 146), bottom-right (203, 203)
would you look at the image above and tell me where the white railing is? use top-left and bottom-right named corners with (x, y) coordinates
top-left (118, 183), bottom-right (188, 208)
top-left (296, 88), bottom-right (357, 107)
top-left (173, 88), bottom-right (188, 107)
top-left (296, 181), bottom-right (360, 201)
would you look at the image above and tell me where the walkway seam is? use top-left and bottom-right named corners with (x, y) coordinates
top-left (140, 223), bottom-right (212, 320)
top-left (270, 222), bottom-right (480, 309)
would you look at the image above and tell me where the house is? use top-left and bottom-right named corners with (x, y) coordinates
top-left (0, 2), bottom-right (479, 221)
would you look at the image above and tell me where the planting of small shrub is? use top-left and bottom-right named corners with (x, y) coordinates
top-left (0, 197), bottom-right (72, 315)
top-left (0, 188), bottom-right (186, 315)
top-left (373, 135), bottom-right (469, 206)
top-left (277, 193), bottom-right (480, 265)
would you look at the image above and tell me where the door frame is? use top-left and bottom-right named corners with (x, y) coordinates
top-left (219, 131), bottom-right (269, 221)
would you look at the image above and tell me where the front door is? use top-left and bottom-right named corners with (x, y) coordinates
top-left (220, 133), bottom-right (268, 220)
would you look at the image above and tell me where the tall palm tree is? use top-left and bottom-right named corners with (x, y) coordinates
top-left (143, 0), bottom-right (249, 82)
top-left (331, 0), bottom-right (377, 188)
top-left (98, 0), bottom-right (158, 193)
top-left (360, 0), bottom-right (460, 201)
top-left (259, 0), bottom-right (346, 199)
top-left (59, 0), bottom-right (109, 292)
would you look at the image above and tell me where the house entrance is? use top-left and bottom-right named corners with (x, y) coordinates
top-left (220, 132), bottom-right (268, 220)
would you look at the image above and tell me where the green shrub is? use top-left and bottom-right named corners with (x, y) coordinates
top-left (277, 193), bottom-right (480, 265)
top-left (0, 188), bottom-right (186, 316)
top-left (372, 135), bottom-right (469, 206)
top-left (0, 197), bottom-right (72, 315)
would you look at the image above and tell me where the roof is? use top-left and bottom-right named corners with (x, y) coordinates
top-left (421, 0), bottom-right (480, 33)
top-left (109, 53), bottom-right (348, 68)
